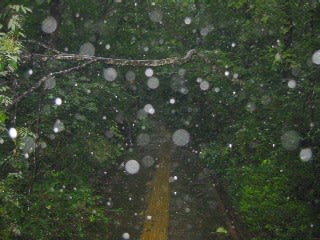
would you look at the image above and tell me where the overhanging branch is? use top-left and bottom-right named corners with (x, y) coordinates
top-left (12, 40), bottom-right (230, 107)
top-left (22, 49), bottom-right (197, 67)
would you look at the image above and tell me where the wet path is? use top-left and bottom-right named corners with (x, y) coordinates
top-left (104, 131), bottom-right (240, 240)
top-left (140, 142), bottom-right (170, 239)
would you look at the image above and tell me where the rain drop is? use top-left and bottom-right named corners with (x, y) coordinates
top-left (312, 50), bottom-right (320, 65)
top-left (103, 68), bottom-right (117, 81)
top-left (142, 155), bottom-right (155, 168)
top-left (23, 136), bottom-right (35, 154)
top-left (41, 16), bottom-right (57, 34)
top-left (300, 148), bottom-right (312, 162)
top-left (126, 71), bottom-right (136, 82)
top-left (246, 102), bottom-right (256, 113)
top-left (125, 160), bottom-right (140, 174)
top-left (200, 80), bottom-right (210, 91)
top-left (281, 130), bottom-right (300, 151)
top-left (147, 77), bottom-right (159, 89)
top-left (275, 53), bottom-right (281, 61)
top-left (149, 9), bottom-right (163, 23)
top-left (172, 129), bottom-right (190, 146)
top-left (79, 42), bottom-right (95, 56)
top-left (137, 133), bottom-right (150, 146)
top-left (184, 17), bottom-right (192, 25)
top-left (53, 119), bottom-right (65, 133)
top-left (288, 79), bottom-right (297, 89)
top-left (55, 97), bottom-right (62, 106)
top-left (122, 232), bottom-right (130, 239)
top-left (44, 77), bottom-right (56, 90)
top-left (145, 68), bottom-right (154, 77)
top-left (144, 104), bottom-right (155, 114)
top-left (8, 128), bottom-right (17, 139)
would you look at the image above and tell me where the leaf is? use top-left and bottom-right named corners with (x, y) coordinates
top-left (0, 111), bottom-right (7, 123)
top-left (216, 227), bottom-right (228, 234)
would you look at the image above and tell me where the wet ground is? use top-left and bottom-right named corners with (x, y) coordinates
top-left (99, 131), bottom-right (240, 240)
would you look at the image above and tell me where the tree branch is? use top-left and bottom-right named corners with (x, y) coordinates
top-left (12, 40), bottom-right (236, 107)
top-left (9, 59), bottom-right (97, 107)
top-left (22, 49), bottom-right (197, 67)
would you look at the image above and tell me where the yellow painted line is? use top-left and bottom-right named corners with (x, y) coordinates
top-left (140, 143), bottom-right (170, 240)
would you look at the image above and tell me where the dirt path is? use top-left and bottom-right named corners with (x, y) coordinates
top-left (103, 131), bottom-right (242, 240)
top-left (140, 142), bottom-right (171, 239)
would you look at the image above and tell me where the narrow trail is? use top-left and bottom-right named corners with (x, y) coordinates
top-left (104, 131), bottom-right (243, 240)
top-left (140, 142), bottom-right (171, 239)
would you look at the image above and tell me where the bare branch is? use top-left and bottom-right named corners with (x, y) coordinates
top-left (21, 49), bottom-right (198, 67)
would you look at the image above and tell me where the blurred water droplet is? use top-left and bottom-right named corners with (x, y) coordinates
top-left (142, 155), bottom-right (155, 168)
top-left (149, 9), bottom-right (163, 23)
top-left (44, 77), bottom-right (56, 90)
top-left (145, 68), bottom-right (154, 77)
top-left (200, 80), bottom-right (209, 91)
top-left (125, 160), bottom-right (140, 174)
top-left (41, 16), bottom-right (57, 34)
top-left (246, 102), bottom-right (256, 112)
top-left (184, 17), bottom-right (192, 25)
top-left (137, 109), bottom-right (148, 120)
top-left (137, 133), bottom-right (150, 146)
top-left (281, 130), bottom-right (300, 151)
top-left (23, 136), bottom-right (35, 154)
top-left (53, 119), bottom-right (64, 133)
top-left (103, 68), bottom-right (117, 81)
top-left (312, 50), bottom-right (320, 65)
top-left (172, 129), bottom-right (190, 146)
top-left (300, 148), bottom-right (312, 162)
top-left (8, 128), bottom-right (17, 139)
top-left (55, 97), bottom-right (62, 106)
top-left (288, 79), bottom-right (297, 89)
top-left (126, 71), bottom-right (136, 82)
top-left (79, 42), bottom-right (95, 56)
top-left (144, 104), bottom-right (155, 114)
top-left (147, 76), bottom-right (159, 89)
top-left (178, 68), bottom-right (186, 76)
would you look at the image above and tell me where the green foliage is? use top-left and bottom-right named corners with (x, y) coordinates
top-left (0, 172), bottom-right (25, 240)
top-left (22, 172), bottom-right (109, 240)
top-left (0, 0), bottom-right (320, 239)
top-left (0, 4), bottom-right (31, 73)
